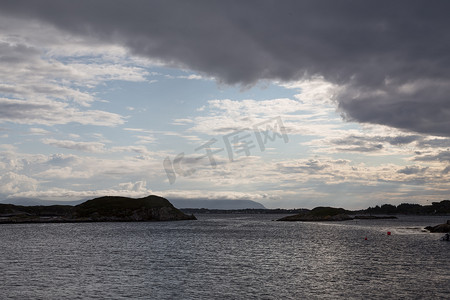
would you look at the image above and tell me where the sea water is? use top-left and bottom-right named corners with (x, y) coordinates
top-left (0, 214), bottom-right (449, 299)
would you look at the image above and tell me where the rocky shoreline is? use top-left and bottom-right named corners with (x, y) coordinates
top-left (277, 213), bottom-right (353, 222)
top-left (277, 206), bottom-right (399, 222)
top-left (425, 220), bottom-right (450, 233)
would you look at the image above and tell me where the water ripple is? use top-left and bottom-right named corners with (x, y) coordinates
top-left (0, 215), bottom-right (449, 299)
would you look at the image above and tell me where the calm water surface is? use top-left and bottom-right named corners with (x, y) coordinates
top-left (0, 214), bottom-right (449, 299)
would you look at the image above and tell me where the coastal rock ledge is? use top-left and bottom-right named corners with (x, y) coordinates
top-left (425, 220), bottom-right (450, 233)
top-left (0, 195), bottom-right (196, 223)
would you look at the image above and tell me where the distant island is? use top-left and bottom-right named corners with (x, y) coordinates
top-left (354, 200), bottom-right (450, 215)
top-left (277, 207), bottom-right (353, 222)
top-left (170, 199), bottom-right (266, 209)
top-left (277, 201), bottom-right (450, 222)
top-left (180, 200), bottom-right (450, 216)
top-left (277, 207), bottom-right (399, 222)
top-left (0, 195), bottom-right (196, 223)
top-left (276, 201), bottom-right (450, 224)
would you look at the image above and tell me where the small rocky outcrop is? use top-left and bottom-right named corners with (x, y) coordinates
top-left (425, 220), bottom-right (450, 233)
top-left (277, 207), bottom-right (352, 222)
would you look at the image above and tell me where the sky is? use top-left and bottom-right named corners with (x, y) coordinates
top-left (0, 0), bottom-right (449, 209)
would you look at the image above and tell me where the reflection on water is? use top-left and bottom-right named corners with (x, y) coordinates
top-left (0, 215), bottom-right (449, 299)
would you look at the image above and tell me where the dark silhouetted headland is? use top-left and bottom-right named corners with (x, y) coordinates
top-left (0, 195), bottom-right (196, 223)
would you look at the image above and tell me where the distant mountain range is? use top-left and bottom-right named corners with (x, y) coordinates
top-left (0, 197), bottom-right (266, 210)
top-left (0, 198), bottom-right (86, 206)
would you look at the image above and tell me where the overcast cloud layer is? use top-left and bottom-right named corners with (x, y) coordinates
top-left (1, 0), bottom-right (449, 136)
top-left (0, 1), bottom-right (449, 208)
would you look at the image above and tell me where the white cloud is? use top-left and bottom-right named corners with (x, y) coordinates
top-left (42, 138), bottom-right (106, 153)
top-left (134, 135), bottom-right (156, 144)
top-left (41, 138), bottom-right (157, 156)
top-left (36, 167), bottom-right (94, 179)
top-left (186, 98), bottom-right (304, 135)
top-left (179, 78), bottom-right (343, 137)
top-left (172, 118), bottom-right (194, 125)
top-left (123, 127), bottom-right (201, 143)
top-left (0, 149), bottom-right (163, 200)
top-left (176, 74), bottom-right (210, 81)
top-left (10, 184), bottom-right (153, 201)
top-left (118, 180), bottom-right (148, 192)
top-left (29, 128), bottom-right (51, 135)
top-left (65, 63), bottom-right (148, 86)
top-left (159, 189), bottom-right (278, 202)
top-left (0, 15), bottom-right (147, 127)
top-left (111, 145), bottom-right (153, 155)
top-left (0, 172), bottom-right (38, 194)
top-left (0, 98), bottom-right (124, 126)
top-left (1, 140), bottom-right (449, 208)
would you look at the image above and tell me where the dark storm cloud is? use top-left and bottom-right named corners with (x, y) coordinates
top-left (330, 134), bottom-right (423, 152)
top-left (417, 138), bottom-right (450, 149)
top-left (387, 136), bottom-right (422, 146)
top-left (414, 150), bottom-right (450, 162)
top-left (1, 0), bottom-right (450, 136)
top-left (0, 42), bottom-right (39, 64)
top-left (336, 144), bottom-right (383, 153)
top-left (442, 166), bottom-right (450, 174)
top-left (397, 166), bottom-right (428, 175)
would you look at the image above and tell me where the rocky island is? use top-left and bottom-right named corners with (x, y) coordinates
top-left (0, 195), bottom-right (196, 223)
top-left (276, 206), bottom-right (398, 222)
top-left (277, 207), bottom-right (353, 222)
